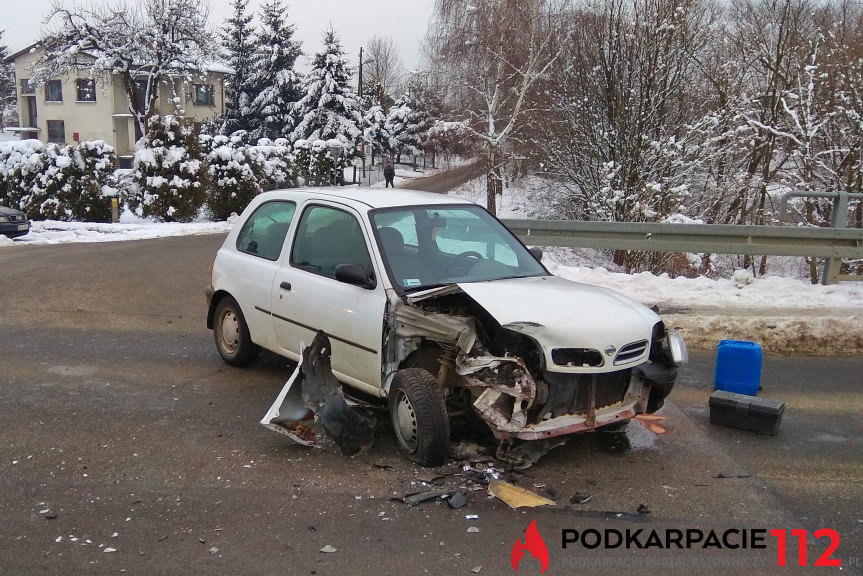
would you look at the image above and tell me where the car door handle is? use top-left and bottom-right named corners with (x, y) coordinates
top-left (280, 281), bottom-right (292, 291)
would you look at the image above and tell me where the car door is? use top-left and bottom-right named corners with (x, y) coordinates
top-left (271, 202), bottom-right (387, 396)
top-left (216, 200), bottom-right (297, 349)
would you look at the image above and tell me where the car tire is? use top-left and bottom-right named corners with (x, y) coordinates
top-left (213, 296), bottom-right (260, 367)
top-left (389, 368), bottom-right (450, 467)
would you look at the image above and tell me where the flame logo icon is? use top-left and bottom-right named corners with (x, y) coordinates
top-left (511, 519), bottom-right (549, 574)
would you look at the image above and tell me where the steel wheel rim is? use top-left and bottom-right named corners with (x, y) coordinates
top-left (393, 390), bottom-right (418, 453)
top-left (219, 309), bottom-right (240, 354)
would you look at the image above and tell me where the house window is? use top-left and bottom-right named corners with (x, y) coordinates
top-left (193, 83), bottom-right (215, 106)
top-left (45, 80), bottom-right (63, 102)
top-left (47, 120), bottom-right (65, 143)
top-left (76, 79), bottom-right (96, 102)
top-left (20, 78), bottom-right (35, 94)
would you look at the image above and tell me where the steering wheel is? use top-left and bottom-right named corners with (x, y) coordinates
top-left (446, 251), bottom-right (483, 274)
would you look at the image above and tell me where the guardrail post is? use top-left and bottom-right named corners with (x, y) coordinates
top-left (822, 190), bottom-right (849, 285)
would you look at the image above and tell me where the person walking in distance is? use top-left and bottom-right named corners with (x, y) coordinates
top-left (384, 161), bottom-right (395, 188)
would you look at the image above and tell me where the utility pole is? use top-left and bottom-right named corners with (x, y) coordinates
top-left (358, 46), bottom-right (364, 98)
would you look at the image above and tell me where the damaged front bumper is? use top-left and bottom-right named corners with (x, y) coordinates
top-left (463, 360), bottom-right (673, 441)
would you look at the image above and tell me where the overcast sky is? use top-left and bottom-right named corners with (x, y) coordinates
top-left (1, 0), bottom-right (436, 71)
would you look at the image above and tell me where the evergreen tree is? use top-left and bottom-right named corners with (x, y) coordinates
top-left (248, 0), bottom-right (303, 142)
top-left (0, 30), bottom-right (16, 127)
top-left (220, 0), bottom-right (257, 136)
top-left (385, 94), bottom-right (429, 163)
top-left (362, 105), bottom-right (391, 164)
top-left (202, 133), bottom-right (258, 219)
top-left (291, 28), bottom-right (363, 156)
top-left (132, 115), bottom-right (206, 222)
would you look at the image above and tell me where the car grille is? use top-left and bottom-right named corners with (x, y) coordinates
top-left (551, 348), bottom-right (604, 367)
top-left (614, 340), bottom-right (648, 365)
top-left (542, 370), bottom-right (631, 418)
top-left (7, 214), bottom-right (26, 223)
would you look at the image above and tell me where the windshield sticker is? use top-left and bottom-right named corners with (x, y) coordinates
top-left (403, 279), bottom-right (422, 287)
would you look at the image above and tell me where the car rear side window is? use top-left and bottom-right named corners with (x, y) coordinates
top-left (236, 201), bottom-right (297, 261)
top-left (290, 205), bottom-right (372, 278)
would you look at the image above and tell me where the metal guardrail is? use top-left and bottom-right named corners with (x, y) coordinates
top-left (500, 219), bottom-right (863, 284)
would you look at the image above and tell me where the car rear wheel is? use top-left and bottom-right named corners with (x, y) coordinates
top-left (389, 368), bottom-right (450, 467)
top-left (213, 296), bottom-right (260, 366)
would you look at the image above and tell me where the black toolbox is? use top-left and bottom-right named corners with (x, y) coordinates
top-left (709, 390), bottom-right (784, 435)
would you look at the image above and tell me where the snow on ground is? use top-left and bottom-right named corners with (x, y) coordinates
top-left (2, 169), bottom-right (860, 355)
top-left (448, 175), bottom-right (863, 356)
top-left (2, 214), bottom-right (235, 245)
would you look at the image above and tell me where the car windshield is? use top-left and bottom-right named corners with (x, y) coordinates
top-left (370, 204), bottom-right (547, 292)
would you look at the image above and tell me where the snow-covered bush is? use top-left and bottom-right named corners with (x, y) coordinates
top-left (66, 140), bottom-right (117, 221)
top-left (201, 132), bottom-right (258, 220)
top-left (0, 139), bottom-right (116, 221)
top-left (131, 115), bottom-right (206, 222)
top-left (250, 138), bottom-right (297, 191)
top-left (309, 139), bottom-right (337, 185)
top-left (292, 139), bottom-right (311, 182)
top-left (0, 140), bottom-right (49, 215)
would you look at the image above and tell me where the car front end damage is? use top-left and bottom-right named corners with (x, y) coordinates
top-left (386, 277), bottom-right (687, 446)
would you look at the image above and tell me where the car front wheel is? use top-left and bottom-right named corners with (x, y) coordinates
top-left (389, 368), bottom-right (450, 467)
top-left (213, 296), bottom-right (260, 367)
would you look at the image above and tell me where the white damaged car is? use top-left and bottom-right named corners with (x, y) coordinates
top-left (206, 188), bottom-right (687, 466)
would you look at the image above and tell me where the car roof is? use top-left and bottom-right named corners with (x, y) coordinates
top-left (255, 187), bottom-right (478, 210)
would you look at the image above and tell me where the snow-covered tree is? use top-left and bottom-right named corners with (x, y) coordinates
top-left (426, 0), bottom-right (568, 214)
top-left (248, 0), bottom-right (303, 141)
top-left (249, 138), bottom-right (297, 190)
top-left (291, 29), bottom-right (363, 156)
top-left (36, 0), bottom-right (214, 137)
top-left (201, 132), bottom-right (258, 219)
top-left (67, 140), bottom-right (117, 222)
top-left (385, 94), bottom-right (429, 163)
top-left (0, 139), bottom-right (116, 221)
top-left (132, 115), bottom-right (206, 222)
top-left (220, 0), bottom-right (257, 136)
top-left (0, 30), bottom-right (16, 128)
top-left (361, 35), bottom-right (403, 110)
top-left (362, 105), bottom-right (391, 164)
top-left (425, 119), bottom-right (471, 167)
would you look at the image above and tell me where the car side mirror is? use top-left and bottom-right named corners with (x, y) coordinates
top-left (335, 263), bottom-right (375, 289)
top-left (529, 246), bottom-right (543, 262)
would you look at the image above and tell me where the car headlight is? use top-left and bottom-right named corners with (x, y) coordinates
top-left (665, 330), bottom-right (688, 366)
top-left (0, 216), bottom-right (9, 222)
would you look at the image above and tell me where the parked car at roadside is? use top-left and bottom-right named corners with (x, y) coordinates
top-left (0, 206), bottom-right (29, 238)
top-left (206, 188), bottom-right (687, 466)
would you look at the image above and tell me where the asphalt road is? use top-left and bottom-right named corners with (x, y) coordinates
top-left (0, 235), bottom-right (860, 576)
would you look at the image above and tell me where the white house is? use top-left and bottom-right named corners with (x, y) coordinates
top-left (5, 44), bottom-right (230, 167)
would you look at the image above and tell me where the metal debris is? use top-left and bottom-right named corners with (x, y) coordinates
top-left (570, 492), bottom-right (592, 505)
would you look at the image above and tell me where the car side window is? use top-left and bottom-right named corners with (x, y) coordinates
top-left (291, 205), bottom-right (372, 279)
top-left (236, 201), bottom-right (297, 261)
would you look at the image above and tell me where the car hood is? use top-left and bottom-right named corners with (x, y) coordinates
top-left (456, 276), bottom-right (660, 371)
